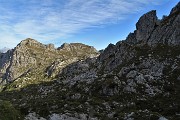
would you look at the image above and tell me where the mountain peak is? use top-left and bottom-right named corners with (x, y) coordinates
top-left (16, 38), bottom-right (56, 50)
top-left (17, 38), bottom-right (43, 47)
top-left (58, 43), bottom-right (70, 50)
top-left (136, 10), bottom-right (158, 42)
top-left (20, 38), bottom-right (39, 44)
top-left (58, 42), bottom-right (98, 52)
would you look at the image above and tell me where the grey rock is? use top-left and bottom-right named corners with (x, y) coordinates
top-left (0, 38), bottom-right (99, 83)
top-left (147, 2), bottom-right (180, 46)
top-left (126, 70), bottom-right (138, 79)
top-left (126, 32), bottom-right (137, 44)
top-left (98, 43), bottom-right (115, 61)
top-left (136, 10), bottom-right (158, 43)
top-left (177, 76), bottom-right (180, 81)
top-left (135, 74), bottom-right (146, 84)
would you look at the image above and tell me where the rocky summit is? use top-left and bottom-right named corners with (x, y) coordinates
top-left (0, 2), bottom-right (180, 120)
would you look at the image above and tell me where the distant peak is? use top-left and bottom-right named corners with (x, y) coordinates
top-left (0, 47), bottom-right (10, 53)
top-left (56, 43), bottom-right (68, 50)
top-left (57, 43), bottom-right (96, 50)
top-left (58, 43), bottom-right (69, 49)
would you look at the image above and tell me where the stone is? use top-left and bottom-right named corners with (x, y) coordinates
top-left (0, 38), bottom-right (99, 83)
top-left (126, 70), bottom-right (138, 79)
top-left (126, 32), bottom-right (137, 44)
top-left (147, 2), bottom-right (180, 46)
top-left (135, 10), bottom-right (158, 42)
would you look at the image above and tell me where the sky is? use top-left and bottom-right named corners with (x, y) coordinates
top-left (0, 0), bottom-right (179, 50)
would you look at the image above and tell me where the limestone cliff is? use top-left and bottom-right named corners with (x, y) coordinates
top-left (0, 38), bottom-right (99, 86)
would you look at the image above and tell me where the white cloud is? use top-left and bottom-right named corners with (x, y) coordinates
top-left (0, 0), bottom-right (169, 49)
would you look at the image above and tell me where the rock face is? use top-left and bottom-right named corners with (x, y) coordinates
top-left (0, 38), bottom-right (99, 85)
top-left (98, 2), bottom-right (180, 74)
top-left (136, 10), bottom-right (158, 42)
top-left (0, 2), bottom-right (179, 120)
top-left (146, 6), bottom-right (180, 46)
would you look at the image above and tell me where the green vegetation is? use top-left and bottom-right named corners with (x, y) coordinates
top-left (0, 100), bottom-right (23, 120)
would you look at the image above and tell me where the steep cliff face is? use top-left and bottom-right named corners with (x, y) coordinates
top-left (136, 10), bottom-right (158, 43)
top-left (0, 38), bottom-right (99, 86)
top-left (0, 2), bottom-right (179, 120)
top-left (0, 50), bottom-right (13, 84)
top-left (147, 4), bottom-right (180, 46)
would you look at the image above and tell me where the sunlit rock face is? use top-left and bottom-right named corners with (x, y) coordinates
top-left (0, 38), bottom-right (99, 84)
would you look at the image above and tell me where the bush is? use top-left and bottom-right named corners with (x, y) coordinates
top-left (0, 100), bottom-right (23, 120)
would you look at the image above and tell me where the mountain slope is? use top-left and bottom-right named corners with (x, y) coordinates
top-left (0, 38), bottom-right (99, 89)
top-left (0, 2), bottom-right (179, 120)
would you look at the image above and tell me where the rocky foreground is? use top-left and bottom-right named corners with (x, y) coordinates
top-left (0, 2), bottom-right (180, 120)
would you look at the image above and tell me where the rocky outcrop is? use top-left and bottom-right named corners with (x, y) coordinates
top-left (0, 38), bottom-right (99, 84)
top-left (98, 2), bottom-right (180, 74)
top-left (136, 10), bottom-right (158, 43)
top-left (0, 50), bottom-right (13, 84)
top-left (147, 3), bottom-right (180, 46)
top-left (127, 2), bottom-right (180, 47)
top-left (58, 43), bottom-right (98, 56)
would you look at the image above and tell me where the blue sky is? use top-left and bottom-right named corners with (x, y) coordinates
top-left (0, 0), bottom-right (179, 50)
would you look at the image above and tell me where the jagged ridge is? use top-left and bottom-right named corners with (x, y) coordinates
top-left (0, 38), bottom-right (99, 86)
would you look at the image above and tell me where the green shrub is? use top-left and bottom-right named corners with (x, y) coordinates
top-left (0, 100), bottom-right (23, 120)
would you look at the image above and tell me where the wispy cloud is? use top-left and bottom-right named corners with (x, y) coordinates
top-left (0, 0), bottom-right (168, 48)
